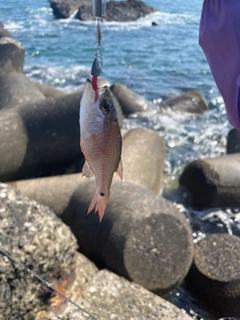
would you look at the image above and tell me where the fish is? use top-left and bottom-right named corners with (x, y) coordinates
top-left (79, 78), bottom-right (123, 222)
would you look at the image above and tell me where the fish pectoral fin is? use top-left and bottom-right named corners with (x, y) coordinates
top-left (117, 158), bottom-right (123, 180)
top-left (82, 161), bottom-right (93, 179)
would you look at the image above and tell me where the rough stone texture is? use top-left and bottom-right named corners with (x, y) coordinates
top-left (0, 72), bottom-right (45, 110)
top-left (77, 0), bottom-right (159, 22)
top-left (0, 183), bottom-right (80, 319)
top-left (0, 89), bottom-right (84, 181)
top-left (33, 82), bottom-right (66, 98)
top-left (0, 38), bottom-right (25, 73)
top-left (110, 82), bottom-right (151, 116)
top-left (179, 154), bottom-right (240, 208)
top-left (227, 128), bottom-right (240, 154)
top-left (161, 90), bottom-right (208, 114)
top-left (186, 234), bottom-right (240, 317)
top-left (48, 0), bottom-right (89, 19)
top-left (10, 175), bottom-right (194, 294)
top-left (75, 270), bottom-right (193, 320)
top-left (122, 127), bottom-right (166, 194)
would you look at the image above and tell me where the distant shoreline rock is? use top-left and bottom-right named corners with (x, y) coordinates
top-left (49, 0), bottom-right (159, 21)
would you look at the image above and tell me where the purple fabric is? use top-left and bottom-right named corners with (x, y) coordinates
top-left (199, 0), bottom-right (240, 129)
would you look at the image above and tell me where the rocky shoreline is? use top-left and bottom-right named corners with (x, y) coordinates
top-left (0, 19), bottom-right (240, 320)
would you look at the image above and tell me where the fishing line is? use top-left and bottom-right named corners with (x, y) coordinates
top-left (0, 248), bottom-right (99, 320)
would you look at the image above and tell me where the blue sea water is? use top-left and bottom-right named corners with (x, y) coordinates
top-left (1, 0), bottom-right (231, 187)
top-left (1, 2), bottom-right (239, 319)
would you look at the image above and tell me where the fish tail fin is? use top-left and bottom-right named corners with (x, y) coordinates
top-left (87, 192), bottom-right (109, 222)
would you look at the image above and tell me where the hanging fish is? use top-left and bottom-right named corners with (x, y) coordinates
top-left (79, 77), bottom-right (123, 222)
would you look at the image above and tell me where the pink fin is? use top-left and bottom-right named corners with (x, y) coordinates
top-left (82, 161), bottom-right (93, 179)
top-left (87, 192), bottom-right (109, 222)
top-left (117, 158), bottom-right (123, 180)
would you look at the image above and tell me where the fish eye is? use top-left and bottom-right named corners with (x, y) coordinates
top-left (100, 100), bottom-right (111, 112)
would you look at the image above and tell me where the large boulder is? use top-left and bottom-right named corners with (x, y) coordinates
top-left (110, 82), bottom-right (151, 115)
top-left (48, 0), bottom-right (89, 19)
top-left (33, 81), bottom-right (66, 98)
top-left (9, 175), bottom-right (194, 294)
top-left (186, 233), bottom-right (240, 318)
top-left (0, 22), bottom-right (12, 38)
top-left (0, 38), bottom-right (25, 73)
top-left (179, 154), bottom-right (240, 208)
top-left (0, 89), bottom-right (84, 181)
top-left (77, 0), bottom-right (159, 22)
top-left (0, 72), bottom-right (45, 110)
top-left (122, 127), bottom-right (166, 193)
top-left (161, 90), bottom-right (208, 114)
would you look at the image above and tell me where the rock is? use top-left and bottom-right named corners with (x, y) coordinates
top-left (0, 72), bottom-right (45, 110)
top-left (0, 183), bottom-right (90, 319)
top-left (161, 90), bottom-right (208, 114)
top-left (0, 89), bottom-right (84, 181)
top-left (122, 127), bottom-right (166, 194)
top-left (77, 0), bottom-right (159, 22)
top-left (75, 270), bottom-right (194, 320)
top-left (186, 233), bottom-right (240, 317)
top-left (179, 154), bottom-right (240, 208)
top-left (0, 38), bottom-right (25, 73)
top-left (48, 0), bottom-right (89, 19)
top-left (10, 175), bottom-right (194, 294)
top-left (110, 82), bottom-right (151, 116)
top-left (33, 82), bottom-right (66, 98)
top-left (226, 128), bottom-right (240, 154)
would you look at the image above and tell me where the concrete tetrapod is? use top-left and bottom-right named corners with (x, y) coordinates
top-left (122, 127), bottom-right (166, 194)
top-left (186, 233), bottom-right (240, 318)
top-left (9, 174), bottom-right (194, 294)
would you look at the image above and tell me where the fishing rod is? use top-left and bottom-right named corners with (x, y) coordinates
top-left (0, 248), bottom-right (99, 320)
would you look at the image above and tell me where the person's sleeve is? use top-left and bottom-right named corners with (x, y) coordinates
top-left (199, 0), bottom-right (240, 129)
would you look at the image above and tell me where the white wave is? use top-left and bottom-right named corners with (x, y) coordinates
top-left (24, 64), bottom-right (90, 90)
top-left (4, 21), bottom-right (23, 30)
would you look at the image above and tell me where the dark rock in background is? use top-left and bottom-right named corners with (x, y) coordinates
top-left (33, 81), bottom-right (66, 98)
top-left (48, 0), bottom-right (89, 19)
top-left (0, 72), bottom-right (45, 110)
top-left (227, 128), bottom-right (240, 154)
top-left (186, 234), bottom-right (240, 318)
top-left (161, 90), bottom-right (208, 114)
top-left (77, 0), bottom-right (159, 22)
top-left (122, 127), bottom-right (166, 194)
top-left (110, 82), bottom-right (151, 115)
top-left (179, 154), bottom-right (240, 208)
top-left (0, 38), bottom-right (25, 73)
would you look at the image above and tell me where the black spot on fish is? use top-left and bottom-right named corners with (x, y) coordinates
top-left (100, 193), bottom-right (105, 197)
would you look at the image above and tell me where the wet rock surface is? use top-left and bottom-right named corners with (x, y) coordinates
top-left (122, 127), bottom-right (166, 194)
top-left (186, 233), bottom-right (240, 317)
top-left (48, 0), bottom-right (89, 19)
top-left (179, 154), bottom-right (240, 208)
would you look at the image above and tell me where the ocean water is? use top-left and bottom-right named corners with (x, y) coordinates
top-left (1, 1), bottom-right (239, 319)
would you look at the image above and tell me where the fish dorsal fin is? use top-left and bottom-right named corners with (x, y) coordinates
top-left (117, 158), bottom-right (123, 180)
top-left (82, 161), bottom-right (93, 179)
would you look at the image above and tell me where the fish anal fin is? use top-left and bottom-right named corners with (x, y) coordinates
top-left (87, 192), bottom-right (109, 222)
top-left (117, 158), bottom-right (123, 180)
top-left (82, 161), bottom-right (93, 179)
